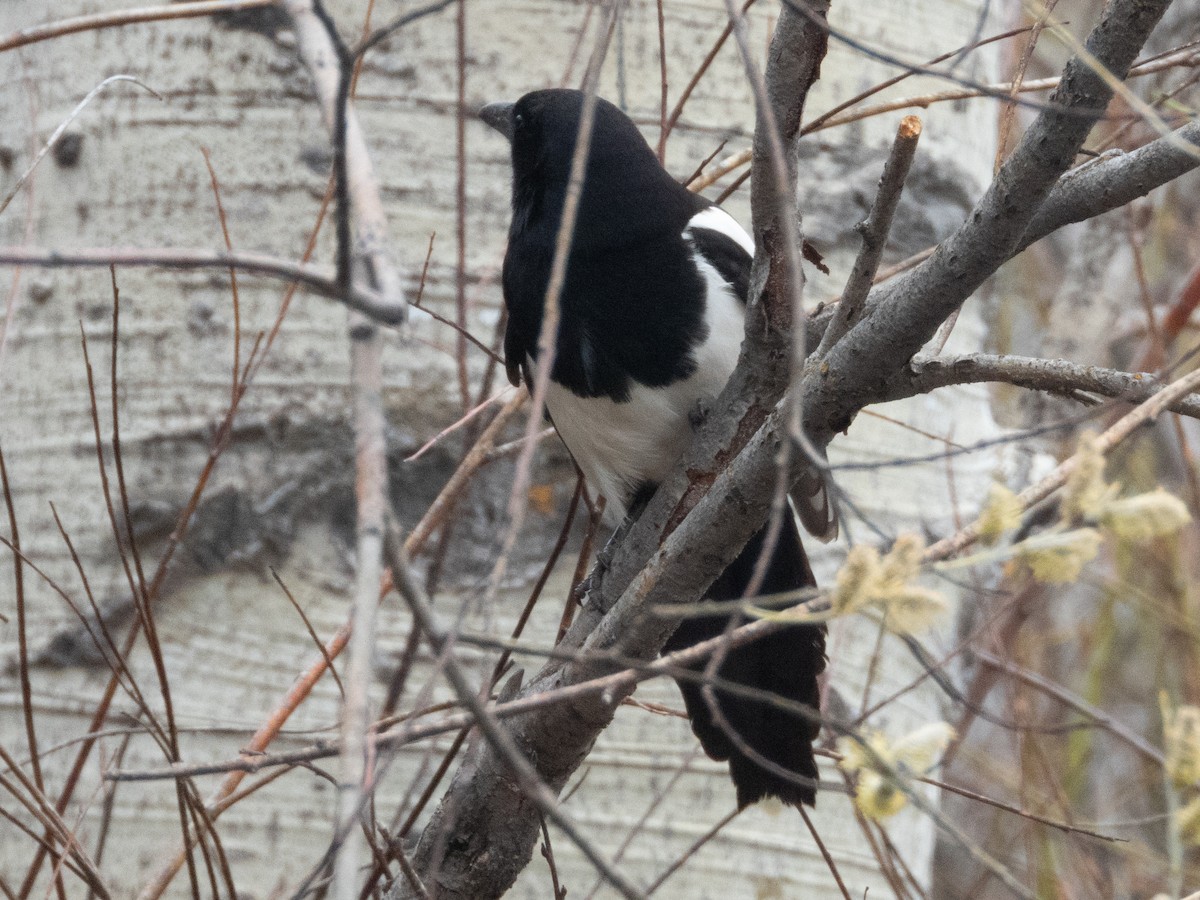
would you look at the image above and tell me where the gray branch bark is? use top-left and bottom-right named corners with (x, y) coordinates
top-left (799, 114), bottom-right (1200, 352)
top-left (885, 352), bottom-right (1200, 419)
top-left (804, 0), bottom-right (1175, 442)
top-left (1018, 117), bottom-right (1200, 251)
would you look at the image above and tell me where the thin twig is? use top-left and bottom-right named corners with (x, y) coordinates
top-left (582, 749), bottom-right (698, 900)
top-left (924, 363), bottom-right (1200, 561)
top-left (272, 568), bottom-right (346, 698)
top-left (490, 4), bottom-right (619, 610)
top-left (383, 521), bottom-right (648, 900)
top-left (972, 650), bottom-right (1162, 765)
top-left (0, 247), bottom-right (406, 325)
top-left (0, 746), bottom-right (111, 897)
top-left (108, 599), bottom-right (834, 782)
top-left (996, 1), bottom-right (1060, 173)
top-left (285, 2), bottom-right (401, 894)
top-left (919, 775), bottom-right (1123, 843)
top-left (799, 805), bottom-right (853, 900)
top-left (840, 43), bottom-right (1200, 132)
top-left (0, 75), bottom-right (161, 216)
top-left (0, 0), bottom-right (275, 52)
top-left (844, 32), bottom-right (1049, 140)
top-left (816, 114), bottom-right (922, 359)
top-left (539, 816), bottom-right (567, 900)
top-left (0, 443), bottom-right (58, 895)
top-left (131, 16), bottom-right (398, 890)
top-left (199, 148), bottom-right (242, 406)
top-left (107, 274), bottom-right (208, 898)
top-left (688, 44), bottom-right (1200, 192)
top-left (404, 391), bottom-right (514, 462)
top-left (454, 0), bottom-right (470, 414)
top-left (136, 378), bottom-right (521, 895)
top-left (664, 0), bottom-right (758, 152)
top-left (643, 807), bottom-right (741, 896)
top-left (654, 0), bottom-right (668, 161)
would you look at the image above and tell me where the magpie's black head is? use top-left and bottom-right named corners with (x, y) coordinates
top-left (480, 89), bottom-right (695, 246)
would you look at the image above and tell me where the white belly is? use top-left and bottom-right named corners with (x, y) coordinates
top-left (541, 257), bottom-right (745, 522)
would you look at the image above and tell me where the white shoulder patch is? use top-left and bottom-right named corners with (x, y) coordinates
top-left (685, 206), bottom-right (755, 257)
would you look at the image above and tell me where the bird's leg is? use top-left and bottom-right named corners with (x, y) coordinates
top-left (581, 399), bottom-right (706, 605)
top-left (575, 397), bottom-right (708, 609)
top-left (575, 488), bottom-right (652, 607)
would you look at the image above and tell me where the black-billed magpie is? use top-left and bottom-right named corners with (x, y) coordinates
top-left (481, 88), bottom-right (826, 808)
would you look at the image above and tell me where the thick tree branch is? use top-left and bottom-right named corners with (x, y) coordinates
top-left (587, 0), bottom-right (830, 632)
top-left (801, 116), bottom-right (1200, 360)
top-left (384, 523), bottom-right (646, 900)
top-left (804, 0), bottom-right (1174, 445)
top-left (579, 0), bottom-right (1181, 739)
top-left (801, 114), bottom-right (1200, 353)
top-left (1019, 117), bottom-right (1200, 251)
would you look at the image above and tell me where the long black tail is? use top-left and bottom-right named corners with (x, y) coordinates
top-left (662, 514), bottom-right (826, 808)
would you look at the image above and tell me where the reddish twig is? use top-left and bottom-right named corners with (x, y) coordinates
top-left (996, 3), bottom-right (1060, 173)
top-left (643, 807), bottom-right (741, 896)
top-left (539, 815), bottom-right (568, 900)
top-left (199, 148), bottom-right (242, 406)
top-left (0, 443), bottom-right (61, 897)
top-left (661, 0), bottom-right (758, 150)
top-left (272, 568), bottom-right (346, 698)
top-left (799, 805), bottom-right (853, 900)
top-left (654, 0), bottom-right (668, 161)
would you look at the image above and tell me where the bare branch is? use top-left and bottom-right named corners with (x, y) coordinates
top-left (815, 114), bottom-right (922, 359)
top-left (0, 247), bottom-right (405, 326)
top-left (281, 1), bottom-right (401, 895)
top-left (800, 116), bottom-right (1200, 356)
top-left (685, 41), bottom-right (1199, 191)
top-left (109, 602), bottom-right (829, 784)
top-left (0, 0), bottom-right (274, 53)
top-left (924, 362), bottom-right (1200, 561)
top-left (804, 0), bottom-right (1176, 445)
top-left (882, 352), bottom-right (1200, 420)
top-left (385, 524), bottom-right (647, 900)
top-left (810, 42), bottom-right (1200, 132)
top-left (1019, 117), bottom-right (1200, 251)
top-left (0, 76), bottom-right (161, 217)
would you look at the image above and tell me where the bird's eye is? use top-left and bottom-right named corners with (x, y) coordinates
top-left (513, 111), bottom-right (525, 129)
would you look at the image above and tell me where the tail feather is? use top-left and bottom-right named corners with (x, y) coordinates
top-left (662, 515), bottom-right (826, 808)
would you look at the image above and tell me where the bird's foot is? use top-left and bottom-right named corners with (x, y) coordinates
top-left (576, 492), bottom-right (650, 607)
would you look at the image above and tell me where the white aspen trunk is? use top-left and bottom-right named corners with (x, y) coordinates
top-left (0, 1), bottom-right (1008, 896)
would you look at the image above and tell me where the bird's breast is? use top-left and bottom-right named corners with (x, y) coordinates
top-left (538, 261), bottom-right (744, 522)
